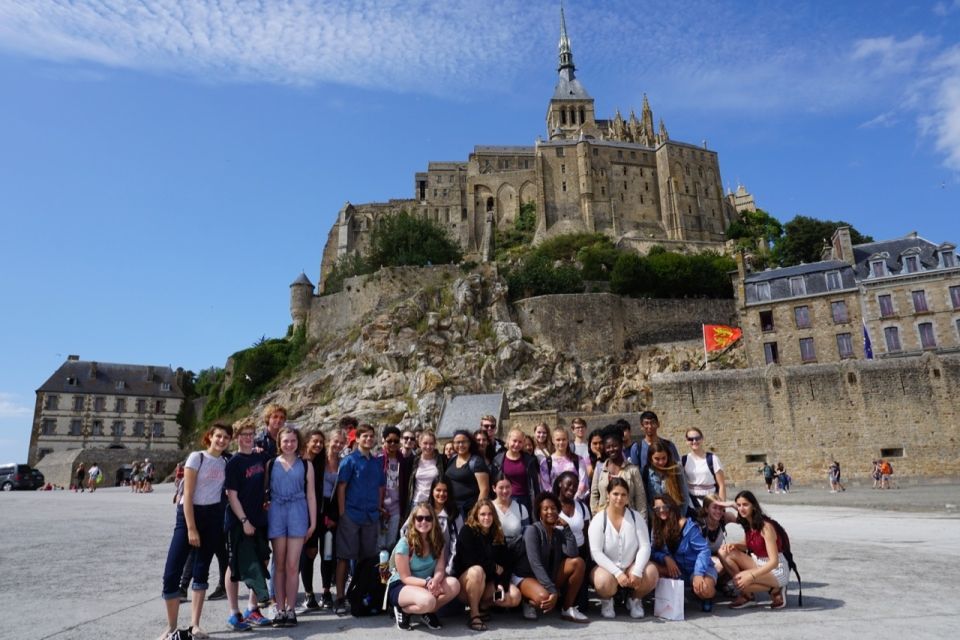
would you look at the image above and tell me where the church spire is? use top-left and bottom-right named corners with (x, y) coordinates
top-left (558, 3), bottom-right (575, 76)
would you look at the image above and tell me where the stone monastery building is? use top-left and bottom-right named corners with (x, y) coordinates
top-left (319, 8), bottom-right (736, 291)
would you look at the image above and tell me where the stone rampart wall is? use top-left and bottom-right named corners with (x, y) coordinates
top-left (305, 265), bottom-right (464, 339)
top-left (648, 352), bottom-right (960, 486)
top-left (514, 293), bottom-right (736, 358)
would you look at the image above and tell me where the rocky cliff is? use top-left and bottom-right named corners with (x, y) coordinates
top-left (260, 266), bottom-right (743, 431)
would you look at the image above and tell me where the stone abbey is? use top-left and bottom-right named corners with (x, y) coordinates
top-left (319, 8), bottom-right (736, 291)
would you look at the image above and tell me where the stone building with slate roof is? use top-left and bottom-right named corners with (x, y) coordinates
top-left (316, 8), bottom-right (736, 292)
top-left (733, 227), bottom-right (959, 366)
top-left (29, 356), bottom-right (185, 465)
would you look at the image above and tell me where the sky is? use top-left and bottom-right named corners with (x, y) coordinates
top-left (1, 0), bottom-right (958, 463)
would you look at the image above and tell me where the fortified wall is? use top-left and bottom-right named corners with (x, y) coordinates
top-left (297, 265), bottom-right (465, 340)
top-left (647, 352), bottom-right (959, 485)
top-left (514, 293), bottom-right (736, 358)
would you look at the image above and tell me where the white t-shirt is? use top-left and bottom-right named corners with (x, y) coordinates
top-left (558, 500), bottom-right (590, 547)
top-left (683, 453), bottom-right (724, 496)
top-left (494, 500), bottom-right (527, 542)
top-left (183, 451), bottom-right (227, 506)
top-left (412, 457), bottom-right (439, 504)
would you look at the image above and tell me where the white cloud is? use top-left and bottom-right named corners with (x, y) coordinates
top-left (851, 34), bottom-right (934, 73)
top-left (0, 393), bottom-right (32, 419)
top-left (933, 0), bottom-right (960, 17)
top-left (859, 112), bottom-right (899, 129)
top-left (918, 45), bottom-right (960, 171)
top-left (0, 0), bottom-right (546, 93)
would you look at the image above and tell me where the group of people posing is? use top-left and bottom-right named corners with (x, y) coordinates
top-left (157, 406), bottom-right (795, 640)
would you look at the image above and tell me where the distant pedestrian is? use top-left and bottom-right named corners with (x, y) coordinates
top-left (775, 463), bottom-right (790, 494)
top-left (86, 463), bottom-right (102, 492)
top-left (761, 462), bottom-right (774, 494)
top-left (828, 461), bottom-right (845, 493)
top-left (75, 462), bottom-right (86, 493)
top-left (144, 458), bottom-right (155, 493)
top-left (871, 460), bottom-right (882, 489)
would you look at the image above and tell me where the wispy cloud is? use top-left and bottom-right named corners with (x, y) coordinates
top-left (918, 45), bottom-right (960, 171)
top-left (0, 0), bottom-right (547, 93)
top-left (0, 393), bottom-right (32, 419)
top-left (933, 0), bottom-right (960, 17)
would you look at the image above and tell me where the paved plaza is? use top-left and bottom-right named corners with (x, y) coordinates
top-left (4, 482), bottom-right (958, 640)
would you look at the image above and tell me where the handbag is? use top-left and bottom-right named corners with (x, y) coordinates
top-left (653, 577), bottom-right (685, 621)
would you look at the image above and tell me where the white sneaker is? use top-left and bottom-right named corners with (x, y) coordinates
top-left (600, 598), bottom-right (615, 618)
top-left (628, 598), bottom-right (645, 619)
top-left (522, 602), bottom-right (538, 620)
top-left (561, 606), bottom-right (589, 623)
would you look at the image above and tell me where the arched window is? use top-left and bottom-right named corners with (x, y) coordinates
top-left (486, 197), bottom-right (494, 212)
top-left (579, 107), bottom-right (586, 124)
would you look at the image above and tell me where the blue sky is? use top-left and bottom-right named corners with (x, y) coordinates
top-left (1, 0), bottom-right (958, 463)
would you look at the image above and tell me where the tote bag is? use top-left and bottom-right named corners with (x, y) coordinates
top-left (653, 577), bottom-right (685, 621)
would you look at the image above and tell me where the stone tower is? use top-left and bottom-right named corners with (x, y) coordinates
top-left (546, 6), bottom-right (598, 140)
top-left (289, 272), bottom-right (314, 329)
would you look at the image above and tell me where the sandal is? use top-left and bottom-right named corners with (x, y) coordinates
top-left (729, 593), bottom-right (755, 609)
top-left (468, 615), bottom-right (488, 631)
top-left (769, 587), bottom-right (786, 609)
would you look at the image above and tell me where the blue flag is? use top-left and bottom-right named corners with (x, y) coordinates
top-left (863, 320), bottom-right (874, 359)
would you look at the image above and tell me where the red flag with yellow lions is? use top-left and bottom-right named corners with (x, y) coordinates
top-left (703, 324), bottom-right (743, 353)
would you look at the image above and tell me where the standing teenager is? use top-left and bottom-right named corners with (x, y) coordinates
top-left (158, 423), bottom-right (232, 640)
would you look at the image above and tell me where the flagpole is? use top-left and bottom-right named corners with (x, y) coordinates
top-left (701, 324), bottom-right (708, 369)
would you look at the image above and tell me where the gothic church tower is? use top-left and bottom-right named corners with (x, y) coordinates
top-left (546, 7), bottom-right (598, 140)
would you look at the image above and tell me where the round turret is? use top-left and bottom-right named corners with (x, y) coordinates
top-left (289, 272), bottom-right (314, 328)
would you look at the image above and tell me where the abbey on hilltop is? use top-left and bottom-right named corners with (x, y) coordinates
top-left (317, 8), bottom-right (738, 291)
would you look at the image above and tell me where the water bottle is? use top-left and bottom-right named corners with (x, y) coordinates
top-left (378, 550), bottom-right (390, 584)
top-left (322, 531), bottom-right (334, 561)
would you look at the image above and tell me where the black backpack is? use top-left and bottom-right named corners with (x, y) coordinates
top-left (768, 518), bottom-right (803, 607)
top-left (347, 557), bottom-right (386, 617)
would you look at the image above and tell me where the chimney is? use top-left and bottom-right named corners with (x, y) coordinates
top-left (831, 227), bottom-right (855, 266)
top-left (732, 252), bottom-right (747, 307)
top-left (88, 362), bottom-right (98, 379)
top-left (145, 366), bottom-right (155, 382)
top-left (67, 355), bottom-right (80, 361)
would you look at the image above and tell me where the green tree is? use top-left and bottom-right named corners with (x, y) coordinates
top-left (494, 201), bottom-right (537, 260)
top-left (504, 253), bottom-right (583, 299)
top-left (610, 252), bottom-right (653, 296)
top-left (577, 238), bottom-right (620, 281)
top-left (725, 208), bottom-right (783, 253)
top-left (367, 210), bottom-right (462, 269)
top-left (322, 253), bottom-right (374, 295)
top-left (772, 215), bottom-right (873, 267)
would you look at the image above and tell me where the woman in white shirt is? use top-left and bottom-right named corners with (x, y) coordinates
top-left (587, 477), bottom-right (658, 619)
top-left (492, 475), bottom-right (529, 544)
top-left (681, 428), bottom-right (726, 508)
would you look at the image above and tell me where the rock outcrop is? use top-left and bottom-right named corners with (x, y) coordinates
top-left (260, 266), bottom-right (744, 431)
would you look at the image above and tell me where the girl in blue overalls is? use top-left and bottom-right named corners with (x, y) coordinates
top-left (266, 426), bottom-right (316, 626)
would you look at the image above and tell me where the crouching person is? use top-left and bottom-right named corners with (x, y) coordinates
top-left (388, 502), bottom-right (461, 630)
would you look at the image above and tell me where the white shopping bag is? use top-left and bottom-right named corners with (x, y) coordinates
top-left (653, 577), bottom-right (685, 621)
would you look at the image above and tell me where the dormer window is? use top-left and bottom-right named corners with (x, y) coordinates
top-left (115, 380), bottom-right (125, 390)
top-left (756, 282), bottom-right (771, 301)
top-left (789, 277), bottom-right (806, 296)
top-left (870, 261), bottom-right (886, 278)
top-left (160, 382), bottom-right (171, 392)
top-left (941, 250), bottom-right (955, 268)
top-left (904, 256), bottom-right (919, 273)
top-left (825, 271), bottom-right (842, 291)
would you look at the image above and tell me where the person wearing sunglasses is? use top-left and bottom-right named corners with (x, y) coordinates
top-left (388, 503), bottom-right (461, 630)
top-left (400, 430), bottom-right (418, 459)
top-left (681, 428), bottom-right (726, 508)
top-left (649, 494), bottom-right (717, 612)
top-left (378, 426), bottom-right (413, 552)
